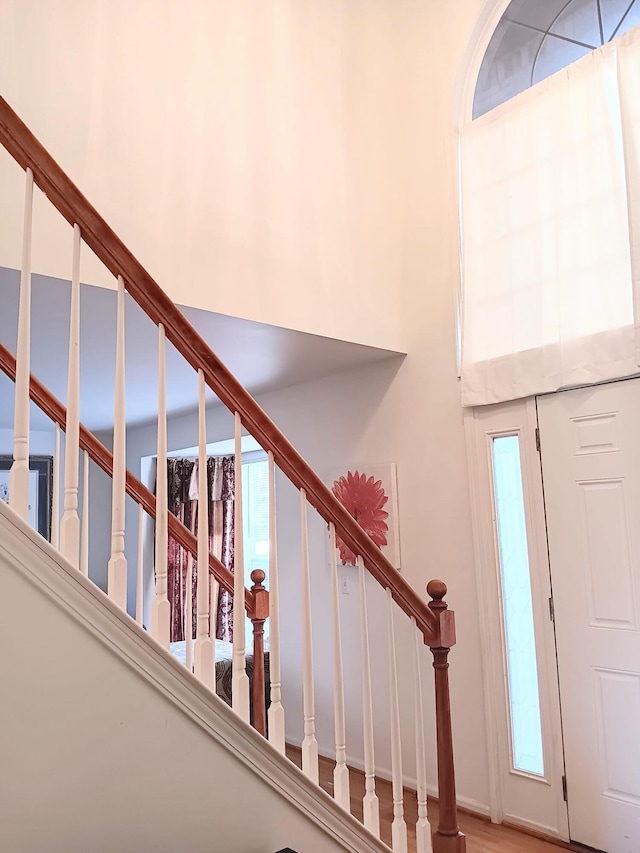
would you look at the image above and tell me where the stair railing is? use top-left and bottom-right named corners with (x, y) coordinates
top-left (0, 340), bottom-right (269, 731)
top-left (0, 94), bottom-right (465, 853)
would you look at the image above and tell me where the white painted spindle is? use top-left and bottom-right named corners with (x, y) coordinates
top-left (152, 324), bottom-right (170, 649)
top-left (194, 370), bottom-right (213, 688)
top-left (60, 224), bottom-right (81, 566)
top-left (136, 504), bottom-right (144, 626)
top-left (80, 450), bottom-right (89, 576)
top-left (358, 555), bottom-right (380, 837)
top-left (185, 553), bottom-right (194, 671)
top-left (329, 522), bottom-right (350, 810)
top-left (300, 489), bottom-right (319, 783)
top-left (387, 588), bottom-right (408, 853)
top-left (10, 168), bottom-right (34, 523)
top-left (232, 412), bottom-right (250, 721)
top-left (211, 576), bottom-right (219, 685)
top-left (107, 275), bottom-right (127, 609)
top-left (51, 424), bottom-right (60, 550)
top-left (267, 450), bottom-right (285, 753)
top-left (412, 616), bottom-right (432, 853)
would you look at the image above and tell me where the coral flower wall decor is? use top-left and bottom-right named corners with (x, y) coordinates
top-left (331, 470), bottom-right (390, 566)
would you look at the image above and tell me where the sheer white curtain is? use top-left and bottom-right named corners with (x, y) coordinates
top-left (618, 25), bottom-right (640, 353)
top-left (460, 37), bottom-right (640, 406)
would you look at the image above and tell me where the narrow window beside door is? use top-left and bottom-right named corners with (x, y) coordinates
top-left (492, 435), bottom-right (544, 777)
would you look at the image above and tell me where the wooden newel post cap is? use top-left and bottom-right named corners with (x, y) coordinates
top-left (250, 569), bottom-right (266, 589)
top-left (427, 579), bottom-right (447, 602)
top-left (250, 570), bottom-right (269, 621)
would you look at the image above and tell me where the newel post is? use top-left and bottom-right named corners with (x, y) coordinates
top-left (427, 580), bottom-right (466, 853)
top-left (250, 569), bottom-right (269, 738)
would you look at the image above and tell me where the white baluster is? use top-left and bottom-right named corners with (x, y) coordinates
top-left (107, 275), bottom-right (127, 608)
top-left (232, 411), bottom-right (250, 721)
top-left (152, 324), bottom-right (170, 649)
top-left (136, 503), bottom-right (144, 626)
top-left (329, 522), bottom-right (350, 810)
top-left (80, 449), bottom-right (89, 576)
top-left (185, 553), bottom-right (194, 672)
top-left (51, 423), bottom-right (61, 550)
top-left (412, 616), bottom-right (432, 853)
top-left (60, 224), bottom-right (81, 566)
top-left (267, 450), bottom-right (285, 753)
top-left (194, 370), bottom-right (213, 688)
top-left (211, 576), bottom-right (219, 686)
top-left (387, 588), bottom-right (408, 853)
top-left (358, 555), bottom-right (380, 837)
top-left (10, 168), bottom-right (34, 523)
top-left (300, 489), bottom-right (319, 783)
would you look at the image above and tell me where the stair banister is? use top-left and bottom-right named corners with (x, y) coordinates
top-left (9, 165), bottom-right (33, 524)
top-left (0, 94), bottom-right (437, 642)
top-left (0, 341), bottom-right (257, 615)
top-left (0, 341), bottom-right (268, 710)
top-left (59, 223), bottom-right (82, 567)
top-left (194, 368), bottom-right (214, 688)
top-left (0, 94), bottom-right (467, 851)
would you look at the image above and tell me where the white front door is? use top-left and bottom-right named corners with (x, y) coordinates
top-left (538, 380), bottom-right (640, 852)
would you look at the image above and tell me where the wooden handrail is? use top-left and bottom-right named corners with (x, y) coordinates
top-left (0, 342), bottom-right (256, 615)
top-left (0, 95), bottom-right (439, 643)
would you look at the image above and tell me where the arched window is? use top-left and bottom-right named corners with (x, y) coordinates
top-left (459, 2), bottom-right (640, 406)
top-left (474, 0), bottom-right (640, 117)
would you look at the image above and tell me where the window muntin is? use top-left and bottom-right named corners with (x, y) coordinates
top-left (474, 0), bottom-right (640, 118)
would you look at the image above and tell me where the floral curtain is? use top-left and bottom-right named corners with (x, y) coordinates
top-left (166, 456), bottom-right (235, 643)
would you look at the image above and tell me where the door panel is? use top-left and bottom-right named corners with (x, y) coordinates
top-left (538, 380), bottom-right (640, 852)
top-left (467, 400), bottom-right (568, 838)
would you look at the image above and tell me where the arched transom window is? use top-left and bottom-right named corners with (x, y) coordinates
top-left (459, 3), bottom-right (640, 406)
top-left (474, 0), bottom-right (640, 117)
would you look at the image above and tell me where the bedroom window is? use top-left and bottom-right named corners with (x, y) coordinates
top-left (153, 437), bottom-right (270, 645)
top-left (241, 455), bottom-right (270, 640)
top-left (241, 456), bottom-right (269, 589)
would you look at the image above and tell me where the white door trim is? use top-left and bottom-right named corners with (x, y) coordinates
top-left (464, 399), bottom-right (569, 839)
top-left (464, 407), bottom-right (504, 823)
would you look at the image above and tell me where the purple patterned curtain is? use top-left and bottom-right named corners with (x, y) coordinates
top-left (166, 455), bottom-right (235, 643)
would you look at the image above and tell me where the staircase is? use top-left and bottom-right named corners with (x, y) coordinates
top-left (0, 95), bottom-right (465, 853)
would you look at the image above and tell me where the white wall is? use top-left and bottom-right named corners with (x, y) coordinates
top-left (1, 0), bottom-right (497, 817)
top-left (0, 501), bottom-right (386, 853)
top-left (0, 425), bottom-right (54, 456)
top-left (115, 347), bottom-right (489, 814)
top-left (0, 0), bottom-right (406, 351)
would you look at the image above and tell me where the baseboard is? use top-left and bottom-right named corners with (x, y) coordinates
top-left (286, 740), bottom-right (491, 819)
top-left (502, 815), bottom-right (570, 847)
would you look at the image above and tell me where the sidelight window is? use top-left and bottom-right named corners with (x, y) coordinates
top-left (492, 434), bottom-right (545, 776)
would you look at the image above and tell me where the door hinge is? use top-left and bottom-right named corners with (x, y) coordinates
top-left (535, 427), bottom-right (541, 452)
top-left (549, 596), bottom-right (555, 622)
top-left (562, 775), bottom-right (568, 802)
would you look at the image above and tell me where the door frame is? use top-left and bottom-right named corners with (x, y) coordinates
top-left (464, 398), bottom-right (569, 839)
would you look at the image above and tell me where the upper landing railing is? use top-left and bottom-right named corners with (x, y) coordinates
top-left (0, 95), bottom-right (465, 853)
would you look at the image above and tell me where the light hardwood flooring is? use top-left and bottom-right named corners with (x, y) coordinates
top-left (286, 746), bottom-right (580, 852)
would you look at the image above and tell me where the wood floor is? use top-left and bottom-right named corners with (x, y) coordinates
top-left (286, 746), bottom-right (575, 852)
